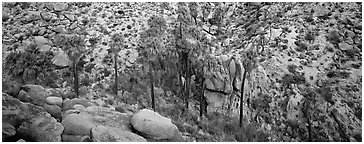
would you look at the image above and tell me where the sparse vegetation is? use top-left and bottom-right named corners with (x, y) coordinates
top-left (2, 2), bottom-right (361, 142)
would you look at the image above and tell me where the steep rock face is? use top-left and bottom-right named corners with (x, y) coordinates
top-left (203, 55), bottom-right (243, 117)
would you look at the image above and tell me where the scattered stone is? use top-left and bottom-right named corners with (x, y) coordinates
top-left (17, 112), bottom-right (64, 142)
top-left (40, 12), bottom-right (53, 21)
top-left (91, 125), bottom-right (147, 142)
top-left (46, 96), bottom-right (63, 106)
top-left (346, 31), bottom-right (355, 38)
top-left (3, 7), bottom-right (11, 21)
top-left (69, 21), bottom-right (78, 30)
top-left (53, 3), bottom-right (68, 12)
top-left (339, 42), bottom-right (353, 51)
top-left (64, 13), bottom-right (75, 21)
top-left (38, 27), bottom-right (47, 36)
top-left (131, 109), bottom-right (184, 141)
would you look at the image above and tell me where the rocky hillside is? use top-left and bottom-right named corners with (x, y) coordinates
top-left (2, 2), bottom-right (362, 142)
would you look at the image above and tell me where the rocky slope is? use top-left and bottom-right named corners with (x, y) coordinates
top-left (2, 2), bottom-right (362, 142)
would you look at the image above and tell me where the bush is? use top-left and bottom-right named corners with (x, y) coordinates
top-left (4, 43), bottom-right (59, 87)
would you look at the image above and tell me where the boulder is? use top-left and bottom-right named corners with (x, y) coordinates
top-left (62, 114), bottom-right (94, 136)
top-left (53, 3), bottom-right (68, 12)
top-left (339, 42), bottom-right (353, 51)
top-left (17, 112), bottom-right (64, 142)
top-left (91, 125), bottom-right (147, 142)
top-left (46, 96), bottom-right (63, 106)
top-left (40, 11), bottom-right (53, 21)
top-left (2, 7), bottom-right (10, 21)
top-left (17, 84), bottom-right (48, 106)
top-left (44, 103), bottom-right (62, 119)
top-left (2, 122), bottom-right (16, 140)
top-left (62, 98), bottom-right (92, 111)
top-left (2, 93), bottom-right (45, 128)
top-left (64, 13), bottom-right (75, 21)
top-left (34, 36), bottom-right (52, 52)
top-left (53, 49), bottom-right (71, 67)
top-left (2, 79), bottom-right (22, 97)
top-left (62, 106), bottom-right (132, 136)
top-left (131, 109), bottom-right (183, 141)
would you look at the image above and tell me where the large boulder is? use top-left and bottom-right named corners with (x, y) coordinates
top-left (62, 114), bottom-right (94, 136)
top-left (2, 93), bottom-right (45, 128)
top-left (17, 112), bottom-right (64, 142)
top-left (91, 125), bottom-right (147, 142)
top-left (17, 84), bottom-right (48, 106)
top-left (62, 106), bottom-right (133, 137)
top-left (131, 109), bottom-right (183, 141)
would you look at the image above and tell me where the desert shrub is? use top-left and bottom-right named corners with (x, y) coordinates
top-left (4, 43), bottom-right (59, 87)
top-left (294, 41), bottom-right (308, 52)
top-left (305, 32), bottom-right (315, 42)
top-left (281, 73), bottom-right (306, 88)
top-left (326, 70), bottom-right (350, 78)
top-left (326, 30), bottom-right (341, 45)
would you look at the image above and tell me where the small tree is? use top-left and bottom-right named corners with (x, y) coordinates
top-left (139, 15), bottom-right (167, 111)
top-left (240, 50), bottom-right (257, 127)
top-left (110, 32), bottom-right (124, 97)
top-left (54, 34), bottom-right (86, 96)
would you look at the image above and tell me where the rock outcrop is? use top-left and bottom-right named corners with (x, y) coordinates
top-left (17, 112), bottom-right (64, 142)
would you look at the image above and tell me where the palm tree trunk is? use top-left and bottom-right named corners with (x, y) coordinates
top-left (149, 61), bottom-right (155, 111)
top-left (114, 54), bottom-right (118, 96)
top-left (239, 70), bottom-right (247, 127)
top-left (200, 77), bottom-right (205, 118)
top-left (186, 57), bottom-right (190, 111)
top-left (74, 62), bottom-right (79, 96)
